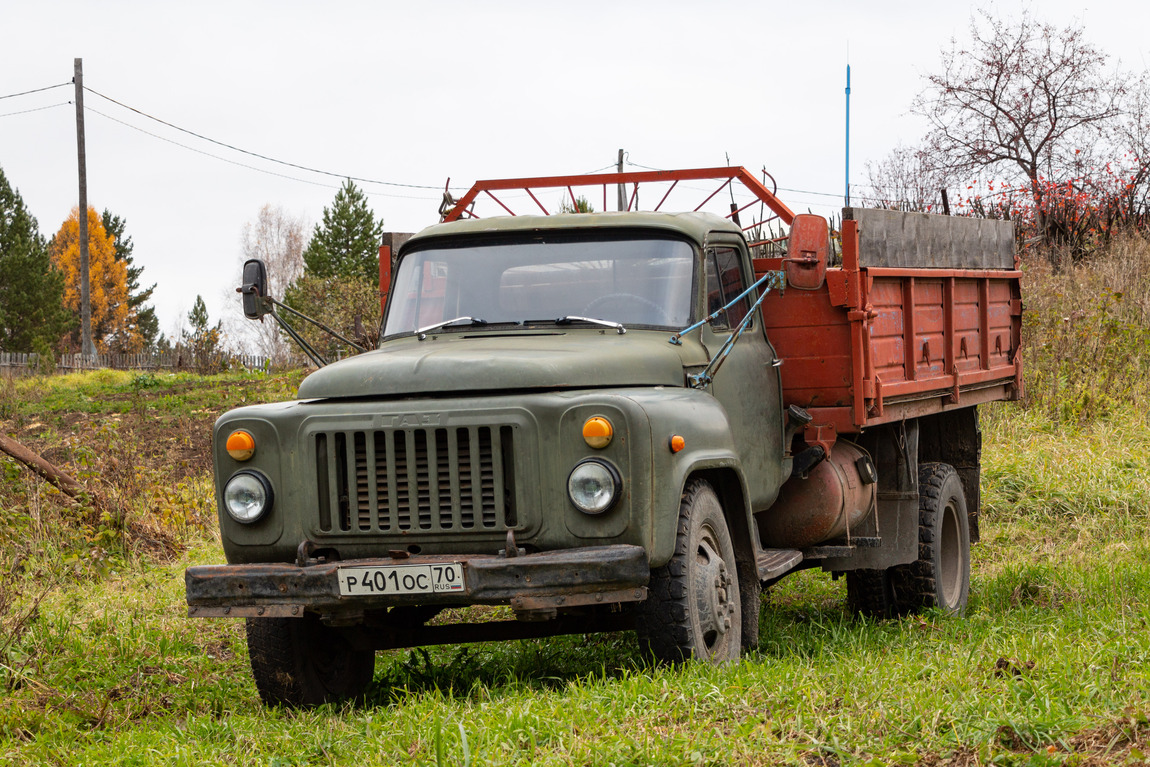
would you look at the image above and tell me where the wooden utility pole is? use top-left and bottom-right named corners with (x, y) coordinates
top-left (74, 58), bottom-right (95, 357)
top-left (617, 148), bottom-right (625, 212)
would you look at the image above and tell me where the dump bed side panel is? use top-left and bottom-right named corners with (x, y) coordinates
top-left (758, 212), bottom-right (1022, 439)
top-left (864, 268), bottom-right (1022, 414)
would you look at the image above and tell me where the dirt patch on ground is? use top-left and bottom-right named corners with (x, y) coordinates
top-left (906, 713), bottom-right (1150, 766)
top-left (19, 409), bottom-right (214, 485)
top-left (7, 375), bottom-right (292, 488)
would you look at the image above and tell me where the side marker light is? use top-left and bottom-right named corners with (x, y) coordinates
top-left (670, 435), bottom-right (686, 453)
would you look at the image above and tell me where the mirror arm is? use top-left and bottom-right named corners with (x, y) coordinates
top-left (264, 307), bottom-right (328, 368)
top-left (263, 296), bottom-right (367, 354)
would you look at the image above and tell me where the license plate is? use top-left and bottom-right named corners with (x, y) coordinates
top-left (338, 563), bottom-right (466, 597)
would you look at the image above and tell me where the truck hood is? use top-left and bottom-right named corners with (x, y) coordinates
top-left (296, 331), bottom-right (694, 399)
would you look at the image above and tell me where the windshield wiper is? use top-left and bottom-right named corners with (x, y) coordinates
top-left (554, 315), bottom-right (626, 334)
top-left (416, 316), bottom-right (487, 340)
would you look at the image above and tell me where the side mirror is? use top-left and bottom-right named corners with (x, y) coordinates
top-left (785, 214), bottom-right (829, 290)
top-left (240, 259), bottom-right (270, 319)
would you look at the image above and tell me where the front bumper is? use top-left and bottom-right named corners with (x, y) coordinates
top-left (185, 544), bottom-right (649, 619)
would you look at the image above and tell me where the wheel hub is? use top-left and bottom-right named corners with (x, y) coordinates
top-left (695, 533), bottom-right (735, 648)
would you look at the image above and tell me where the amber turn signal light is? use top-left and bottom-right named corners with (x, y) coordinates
top-left (582, 417), bottom-right (613, 449)
top-left (226, 430), bottom-right (256, 461)
top-left (669, 435), bottom-right (686, 453)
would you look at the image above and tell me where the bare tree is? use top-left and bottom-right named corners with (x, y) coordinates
top-left (233, 205), bottom-right (306, 364)
top-left (1114, 72), bottom-right (1150, 220)
top-left (913, 10), bottom-right (1125, 231)
top-left (862, 143), bottom-right (955, 212)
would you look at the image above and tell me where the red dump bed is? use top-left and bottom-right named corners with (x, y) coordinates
top-left (757, 208), bottom-right (1023, 440)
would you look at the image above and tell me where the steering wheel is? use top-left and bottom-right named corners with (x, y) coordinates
top-left (581, 293), bottom-right (674, 325)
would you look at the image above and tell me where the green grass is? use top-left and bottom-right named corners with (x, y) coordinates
top-left (2, 399), bottom-right (1150, 765)
top-left (0, 368), bottom-right (306, 421)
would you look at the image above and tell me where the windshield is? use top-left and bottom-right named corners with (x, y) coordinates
top-left (383, 233), bottom-right (695, 336)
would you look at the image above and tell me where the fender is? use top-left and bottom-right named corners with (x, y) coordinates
top-left (619, 387), bottom-right (756, 568)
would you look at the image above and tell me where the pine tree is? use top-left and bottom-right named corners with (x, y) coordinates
top-left (0, 165), bottom-right (72, 352)
top-left (102, 210), bottom-right (159, 350)
top-left (182, 295), bottom-right (225, 373)
top-left (301, 180), bottom-right (383, 285)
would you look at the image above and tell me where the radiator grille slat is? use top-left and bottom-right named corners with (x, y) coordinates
top-left (315, 425), bottom-right (516, 534)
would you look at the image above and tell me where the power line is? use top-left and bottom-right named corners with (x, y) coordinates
top-left (777, 186), bottom-right (845, 200)
top-left (84, 106), bottom-right (339, 189)
top-left (7, 80), bottom-right (855, 209)
top-left (0, 101), bottom-right (70, 119)
top-left (581, 161), bottom-right (620, 175)
top-left (0, 82), bottom-right (70, 100)
top-left (83, 85), bottom-right (460, 192)
top-left (84, 105), bottom-right (443, 201)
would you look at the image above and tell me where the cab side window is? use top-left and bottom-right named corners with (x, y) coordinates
top-left (704, 247), bottom-right (750, 330)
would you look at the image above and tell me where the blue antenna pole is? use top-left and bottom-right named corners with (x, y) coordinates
top-left (845, 64), bottom-right (851, 207)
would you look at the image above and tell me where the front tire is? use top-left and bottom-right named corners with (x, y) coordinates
top-left (637, 480), bottom-right (742, 663)
top-left (246, 614), bottom-right (375, 707)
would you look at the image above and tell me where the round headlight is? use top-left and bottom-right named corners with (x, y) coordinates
top-left (567, 459), bottom-right (621, 515)
top-left (223, 470), bottom-right (273, 524)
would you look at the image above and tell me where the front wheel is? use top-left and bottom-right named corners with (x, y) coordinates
top-left (246, 614), bottom-right (375, 707)
top-left (637, 479), bottom-right (742, 663)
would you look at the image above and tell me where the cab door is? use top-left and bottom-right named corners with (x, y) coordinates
top-left (699, 238), bottom-right (788, 510)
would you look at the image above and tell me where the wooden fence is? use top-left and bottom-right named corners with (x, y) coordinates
top-left (0, 351), bottom-right (274, 376)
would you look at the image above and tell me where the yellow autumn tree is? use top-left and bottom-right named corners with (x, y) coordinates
top-left (49, 207), bottom-right (138, 353)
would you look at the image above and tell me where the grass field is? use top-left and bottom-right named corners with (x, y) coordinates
top-left (1, 238), bottom-right (1149, 766)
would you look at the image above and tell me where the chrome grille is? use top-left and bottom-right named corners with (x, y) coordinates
top-left (314, 425), bottom-right (516, 534)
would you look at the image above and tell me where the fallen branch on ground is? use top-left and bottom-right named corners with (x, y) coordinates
top-left (0, 434), bottom-right (90, 500)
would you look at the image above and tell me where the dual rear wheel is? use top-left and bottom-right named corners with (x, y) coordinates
top-left (847, 462), bottom-right (971, 617)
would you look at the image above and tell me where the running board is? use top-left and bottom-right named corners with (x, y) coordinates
top-left (756, 548), bottom-right (803, 581)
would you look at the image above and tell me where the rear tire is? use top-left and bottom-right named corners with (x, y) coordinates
top-left (846, 568), bottom-right (897, 618)
top-left (901, 462), bottom-right (971, 615)
top-left (637, 479), bottom-right (742, 663)
top-left (246, 615), bottom-right (375, 707)
top-left (845, 462), bottom-right (970, 618)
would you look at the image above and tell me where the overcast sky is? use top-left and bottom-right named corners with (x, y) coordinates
top-left (2, 0), bottom-right (1146, 346)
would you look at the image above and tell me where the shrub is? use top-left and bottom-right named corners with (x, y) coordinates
top-left (1019, 233), bottom-right (1150, 423)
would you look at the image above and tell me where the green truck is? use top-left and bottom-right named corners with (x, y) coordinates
top-left (186, 168), bottom-right (1023, 707)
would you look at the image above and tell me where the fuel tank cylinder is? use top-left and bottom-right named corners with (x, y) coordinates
top-left (758, 441), bottom-right (876, 549)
